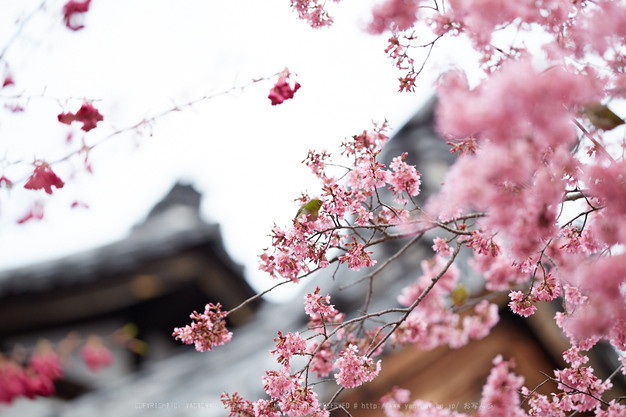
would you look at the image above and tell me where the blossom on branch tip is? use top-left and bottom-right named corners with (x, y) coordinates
top-left (386, 152), bottom-right (421, 205)
top-left (268, 75), bottom-right (301, 106)
top-left (172, 303), bottom-right (232, 352)
top-left (338, 237), bottom-right (376, 271)
top-left (58, 102), bottom-right (103, 132)
top-left (304, 286), bottom-right (337, 318)
top-left (508, 291), bottom-right (536, 317)
top-left (432, 237), bottom-right (453, 257)
top-left (334, 344), bottom-right (381, 388)
top-left (62, 0), bottom-right (91, 31)
top-left (24, 162), bottom-right (64, 195)
top-left (221, 392), bottom-right (254, 417)
top-left (290, 0), bottom-right (337, 28)
top-left (271, 331), bottom-right (306, 366)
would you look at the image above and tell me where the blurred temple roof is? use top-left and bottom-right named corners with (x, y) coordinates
top-left (0, 181), bottom-right (258, 350)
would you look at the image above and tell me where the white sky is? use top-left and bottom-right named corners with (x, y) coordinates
top-left (0, 0), bottom-right (478, 300)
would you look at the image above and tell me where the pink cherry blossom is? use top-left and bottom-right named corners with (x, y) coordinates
top-left (221, 392), bottom-right (254, 417)
top-left (386, 152), bottom-right (421, 205)
top-left (268, 76), bottom-right (301, 106)
top-left (462, 300), bottom-right (499, 340)
top-left (304, 286), bottom-right (337, 318)
top-left (58, 102), bottom-right (103, 131)
top-left (531, 273), bottom-right (561, 302)
top-left (62, 0), bottom-right (91, 31)
top-left (508, 291), bottom-right (537, 317)
top-left (24, 162), bottom-right (64, 195)
top-left (271, 331), bottom-right (306, 366)
top-left (338, 237), bottom-right (376, 271)
top-left (80, 336), bottom-right (113, 373)
top-left (476, 355), bottom-right (526, 417)
top-left (306, 340), bottom-right (335, 378)
top-left (367, 0), bottom-right (420, 34)
top-left (432, 237), bottom-right (452, 257)
top-left (290, 0), bottom-right (338, 28)
top-left (334, 344), bottom-right (381, 388)
top-left (172, 303), bottom-right (232, 352)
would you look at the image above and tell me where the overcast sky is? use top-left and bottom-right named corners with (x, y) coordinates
top-left (0, 0), bottom-right (479, 300)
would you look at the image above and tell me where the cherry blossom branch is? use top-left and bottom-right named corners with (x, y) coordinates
top-left (5, 75), bottom-right (277, 186)
top-left (572, 118), bottom-right (617, 164)
top-left (539, 371), bottom-right (611, 408)
top-left (325, 240), bottom-right (463, 410)
top-left (339, 230), bottom-right (425, 290)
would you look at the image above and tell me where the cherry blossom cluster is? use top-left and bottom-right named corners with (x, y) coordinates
top-left (259, 120), bottom-right (425, 285)
top-left (62, 0), bottom-right (92, 31)
top-left (289, 0), bottom-right (342, 29)
top-left (521, 346), bottom-right (618, 415)
top-left (333, 344), bottom-right (381, 388)
top-left (268, 70), bottom-right (301, 106)
top-left (172, 303), bottom-right (232, 352)
top-left (246, 0), bottom-right (626, 413)
top-left (0, 348), bottom-right (62, 403)
top-left (393, 255), bottom-right (499, 350)
top-left (0, 335), bottom-right (114, 404)
top-left (222, 287), bottom-right (388, 416)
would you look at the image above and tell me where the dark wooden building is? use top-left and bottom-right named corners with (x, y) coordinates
top-left (0, 183), bottom-right (259, 402)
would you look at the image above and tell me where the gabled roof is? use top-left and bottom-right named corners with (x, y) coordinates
top-left (0, 183), bottom-right (252, 338)
top-left (0, 183), bottom-right (240, 297)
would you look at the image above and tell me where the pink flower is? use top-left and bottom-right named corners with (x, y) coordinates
top-left (263, 367), bottom-right (295, 399)
top-left (306, 340), bottom-right (335, 378)
top-left (28, 350), bottom-right (63, 381)
top-left (58, 102), bottom-right (103, 131)
top-left (252, 399), bottom-right (281, 417)
top-left (338, 237), bottom-right (376, 271)
top-left (304, 287), bottom-right (337, 318)
top-left (562, 347), bottom-right (588, 369)
top-left (268, 77), bottom-right (301, 106)
top-left (596, 401), bottom-right (626, 417)
top-left (531, 274), bottom-right (561, 302)
top-left (62, 0), bottom-right (91, 31)
top-left (17, 202), bottom-right (44, 224)
top-left (432, 237), bottom-right (453, 257)
top-left (508, 291), bottom-right (536, 317)
top-left (2, 75), bottom-right (14, 88)
top-left (279, 383), bottom-right (327, 417)
top-left (462, 300), bottom-right (499, 340)
top-left (334, 344), bottom-right (381, 388)
top-left (24, 162), bottom-right (64, 195)
top-left (346, 150), bottom-right (387, 194)
top-left (386, 152), bottom-right (421, 204)
top-left (367, 0), bottom-right (420, 34)
top-left (290, 0), bottom-right (336, 28)
top-left (437, 59), bottom-right (604, 148)
top-left (221, 392), bottom-right (254, 417)
top-left (477, 355), bottom-right (526, 417)
top-left (271, 331), bottom-right (306, 366)
top-left (81, 336), bottom-right (113, 373)
top-left (172, 303), bottom-right (232, 352)
top-left (380, 386), bottom-right (411, 417)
